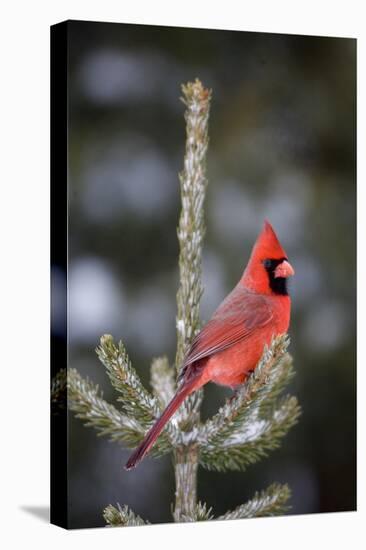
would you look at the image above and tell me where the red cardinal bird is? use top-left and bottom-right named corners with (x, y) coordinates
top-left (125, 220), bottom-right (294, 470)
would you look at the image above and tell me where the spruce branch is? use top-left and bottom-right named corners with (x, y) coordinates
top-left (198, 335), bottom-right (300, 471)
top-left (67, 368), bottom-right (145, 449)
top-left (199, 394), bottom-right (301, 472)
top-left (180, 484), bottom-right (291, 522)
top-left (180, 501), bottom-right (214, 522)
top-left (216, 483), bottom-right (291, 520)
top-left (96, 334), bottom-right (159, 425)
top-left (175, 79), bottom-right (211, 418)
top-left (173, 79), bottom-right (211, 521)
top-left (96, 334), bottom-right (177, 452)
top-left (103, 504), bottom-right (149, 527)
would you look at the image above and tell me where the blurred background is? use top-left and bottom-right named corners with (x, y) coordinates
top-left (63, 21), bottom-right (356, 528)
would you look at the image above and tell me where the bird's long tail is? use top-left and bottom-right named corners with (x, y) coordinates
top-left (125, 379), bottom-right (197, 470)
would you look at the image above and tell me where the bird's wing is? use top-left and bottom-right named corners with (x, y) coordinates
top-left (181, 286), bottom-right (273, 373)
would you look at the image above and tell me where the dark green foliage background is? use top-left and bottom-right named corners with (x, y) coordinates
top-left (66, 21), bottom-right (356, 528)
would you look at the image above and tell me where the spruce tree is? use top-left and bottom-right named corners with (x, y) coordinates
top-left (54, 79), bottom-right (301, 526)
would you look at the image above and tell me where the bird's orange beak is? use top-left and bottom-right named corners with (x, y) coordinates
top-left (274, 260), bottom-right (295, 279)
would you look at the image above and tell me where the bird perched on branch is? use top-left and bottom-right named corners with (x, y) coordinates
top-left (125, 220), bottom-right (294, 470)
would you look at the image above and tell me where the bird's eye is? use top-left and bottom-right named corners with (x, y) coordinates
top-left (263, 259), bottom-right (272, 269)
